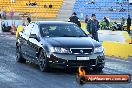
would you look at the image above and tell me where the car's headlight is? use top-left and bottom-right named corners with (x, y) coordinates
top-left (94, 46), bottom-right (104, 53)
top-left (50, 47), bottom-right (70, 53)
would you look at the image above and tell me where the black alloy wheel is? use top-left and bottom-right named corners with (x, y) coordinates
top-left (16, 45), bottom-right (26, 63)
top-left (38, 50), bottom-right (49, 72)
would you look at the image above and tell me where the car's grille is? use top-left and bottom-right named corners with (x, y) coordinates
top-left (70, 48), bottom-right (93, 54)
top-left (68, 59), bottom-right (96, 66)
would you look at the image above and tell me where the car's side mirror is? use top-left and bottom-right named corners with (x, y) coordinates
top-left (29, 34), bottom-right (40, 41)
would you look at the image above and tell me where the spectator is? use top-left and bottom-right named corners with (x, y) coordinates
top-left (104, 17), bottom-right (107, 22)
top-left (87, 14), bottom-right (100, 41)
top-left (68, 12), bottom-right (81, 27)
top-left (109, 6), bottom-right (113, 11)
top-left (27, 16), bottom-right (31, 24)
top-left (107, 17), bottom-right (110, 23)
top-left (85, 15), bottom-right (89, 29)
top-left (28, 0), bottom-right (31, 6)
top-left (32, 1), bottom-right (37, 6)
top-left (85, 15), bottom-right (89, 23)
top-left (121, 17), bottom-right (125, 26)
top-left (119, 5), bottom-right (125, 12)
top-left (49, 3), bottom-right (52, 8)
top-left (127, 15), bottom-right (131, 34)
top-left (26, 0), bottom-right (37, 6)
top-left (104, 17), bottom-right (109, 27)
top-left (91, 0), bottom-right (95, 4)
top-left (10, 24), bottom-right (16, 35)
top-left (44, 3), bottom-right (47, 8)
top-left (2, 10), bottom-right (6, 20)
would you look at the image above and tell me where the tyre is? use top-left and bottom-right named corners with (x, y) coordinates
top-left (93, 67), bottom-right (103, 72)
top-left (38, 50), bottom-right (49, 72)
top-left (16, 45), bottom-right (26, 63)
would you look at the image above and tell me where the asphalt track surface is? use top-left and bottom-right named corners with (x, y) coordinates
top-left (0, 33), bottom-right (132, 88)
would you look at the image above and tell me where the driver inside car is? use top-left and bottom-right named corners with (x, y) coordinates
top-left (41, 27), bottom-right (50, 37)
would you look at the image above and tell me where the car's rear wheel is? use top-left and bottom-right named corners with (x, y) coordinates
top-left (38, 50), bottom-right (49, 72)
top-left (16, 45), bottom-right (26, 63)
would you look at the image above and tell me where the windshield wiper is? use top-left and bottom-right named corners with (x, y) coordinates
top-left (78, 35), bottom-right (87, 37)
top-left (61, 35), bottom-right (77, 37)
top-left (60, 35), bottom-right (87, 37)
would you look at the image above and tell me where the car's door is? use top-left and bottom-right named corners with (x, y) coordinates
top-left (28, 24), bottom-right (42, 62)
top-left (19, 23), bottom-right (34, 58)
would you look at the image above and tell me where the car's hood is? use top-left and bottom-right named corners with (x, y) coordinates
top-left (42, 37), bottom-right (101, 48)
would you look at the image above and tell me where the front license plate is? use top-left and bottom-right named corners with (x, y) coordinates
top-left (77, 57), bottom-right (90, 60)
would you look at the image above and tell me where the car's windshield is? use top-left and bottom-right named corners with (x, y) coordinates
top-left (39, 24), bottom-right (87, 37)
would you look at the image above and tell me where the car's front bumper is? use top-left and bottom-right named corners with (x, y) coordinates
top-left (47, 53), bottom-right (105, 69)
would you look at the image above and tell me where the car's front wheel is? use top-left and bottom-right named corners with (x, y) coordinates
top-left (38, 50), bottom-right (49, 72)
top-left (16, 45), bottom-right (26, 63)
top-left (93, 67), bottom-right (103, 72)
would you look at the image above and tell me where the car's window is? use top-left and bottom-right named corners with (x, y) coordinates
top-left (39, 24), bottom-right (87, 37)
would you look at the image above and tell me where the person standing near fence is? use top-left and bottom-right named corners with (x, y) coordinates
top-left (68, 12), bottom-right (81, 27)
top-left (27, 16), bottom-right (31, 24)
top-left (127, 15), bottom-right (131, 34)
top-left (87, 14), bottom-right (100, 41)
top-left (85, 15), bottom-right (89, 29)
